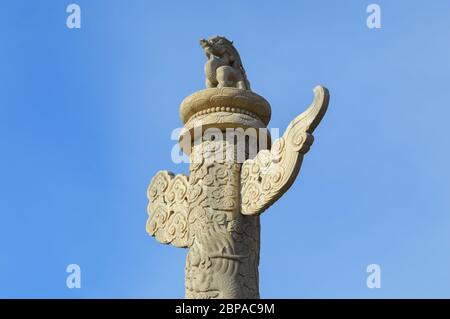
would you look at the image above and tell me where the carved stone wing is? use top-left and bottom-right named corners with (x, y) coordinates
top-left (240, 85), bottom-right (329, 215)
top-left (146, 171), bottom-right (190, 248)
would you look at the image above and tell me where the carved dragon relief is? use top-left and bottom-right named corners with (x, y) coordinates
top-left (146, 36), bottom-right (329, 299)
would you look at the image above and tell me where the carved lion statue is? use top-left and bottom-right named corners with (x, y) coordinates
top-left (200, 36), bottom-right (251, 90)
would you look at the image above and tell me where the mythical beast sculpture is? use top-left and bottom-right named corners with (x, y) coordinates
top-left (200, 35), bottom-right (251, 90)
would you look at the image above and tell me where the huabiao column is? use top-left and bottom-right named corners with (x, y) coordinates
top-left (146, 35), bottom-right (329, 298)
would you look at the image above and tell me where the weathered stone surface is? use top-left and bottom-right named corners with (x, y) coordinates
top-left (146, 36), bottom-right (330, 298)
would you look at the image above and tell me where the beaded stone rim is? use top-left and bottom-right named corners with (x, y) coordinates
top-left (179, 87), bottom-right (272, 126)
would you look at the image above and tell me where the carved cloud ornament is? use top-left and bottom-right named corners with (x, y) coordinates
top-left (240, 85), bottom-right (329, 215)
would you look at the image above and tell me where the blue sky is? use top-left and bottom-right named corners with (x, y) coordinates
top-left (1, 0), bottom-right (450, 298)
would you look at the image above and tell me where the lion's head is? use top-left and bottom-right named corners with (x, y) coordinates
top-left (200, 35), bottom-right (235, 60)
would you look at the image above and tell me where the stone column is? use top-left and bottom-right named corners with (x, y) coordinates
top-left (179, 88), bottom-right (271, 298)
top-left (146, 36), bottom-right (329, 299)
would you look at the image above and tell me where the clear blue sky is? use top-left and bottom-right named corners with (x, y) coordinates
top-left (1, 0), bottom-right (450, 298)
